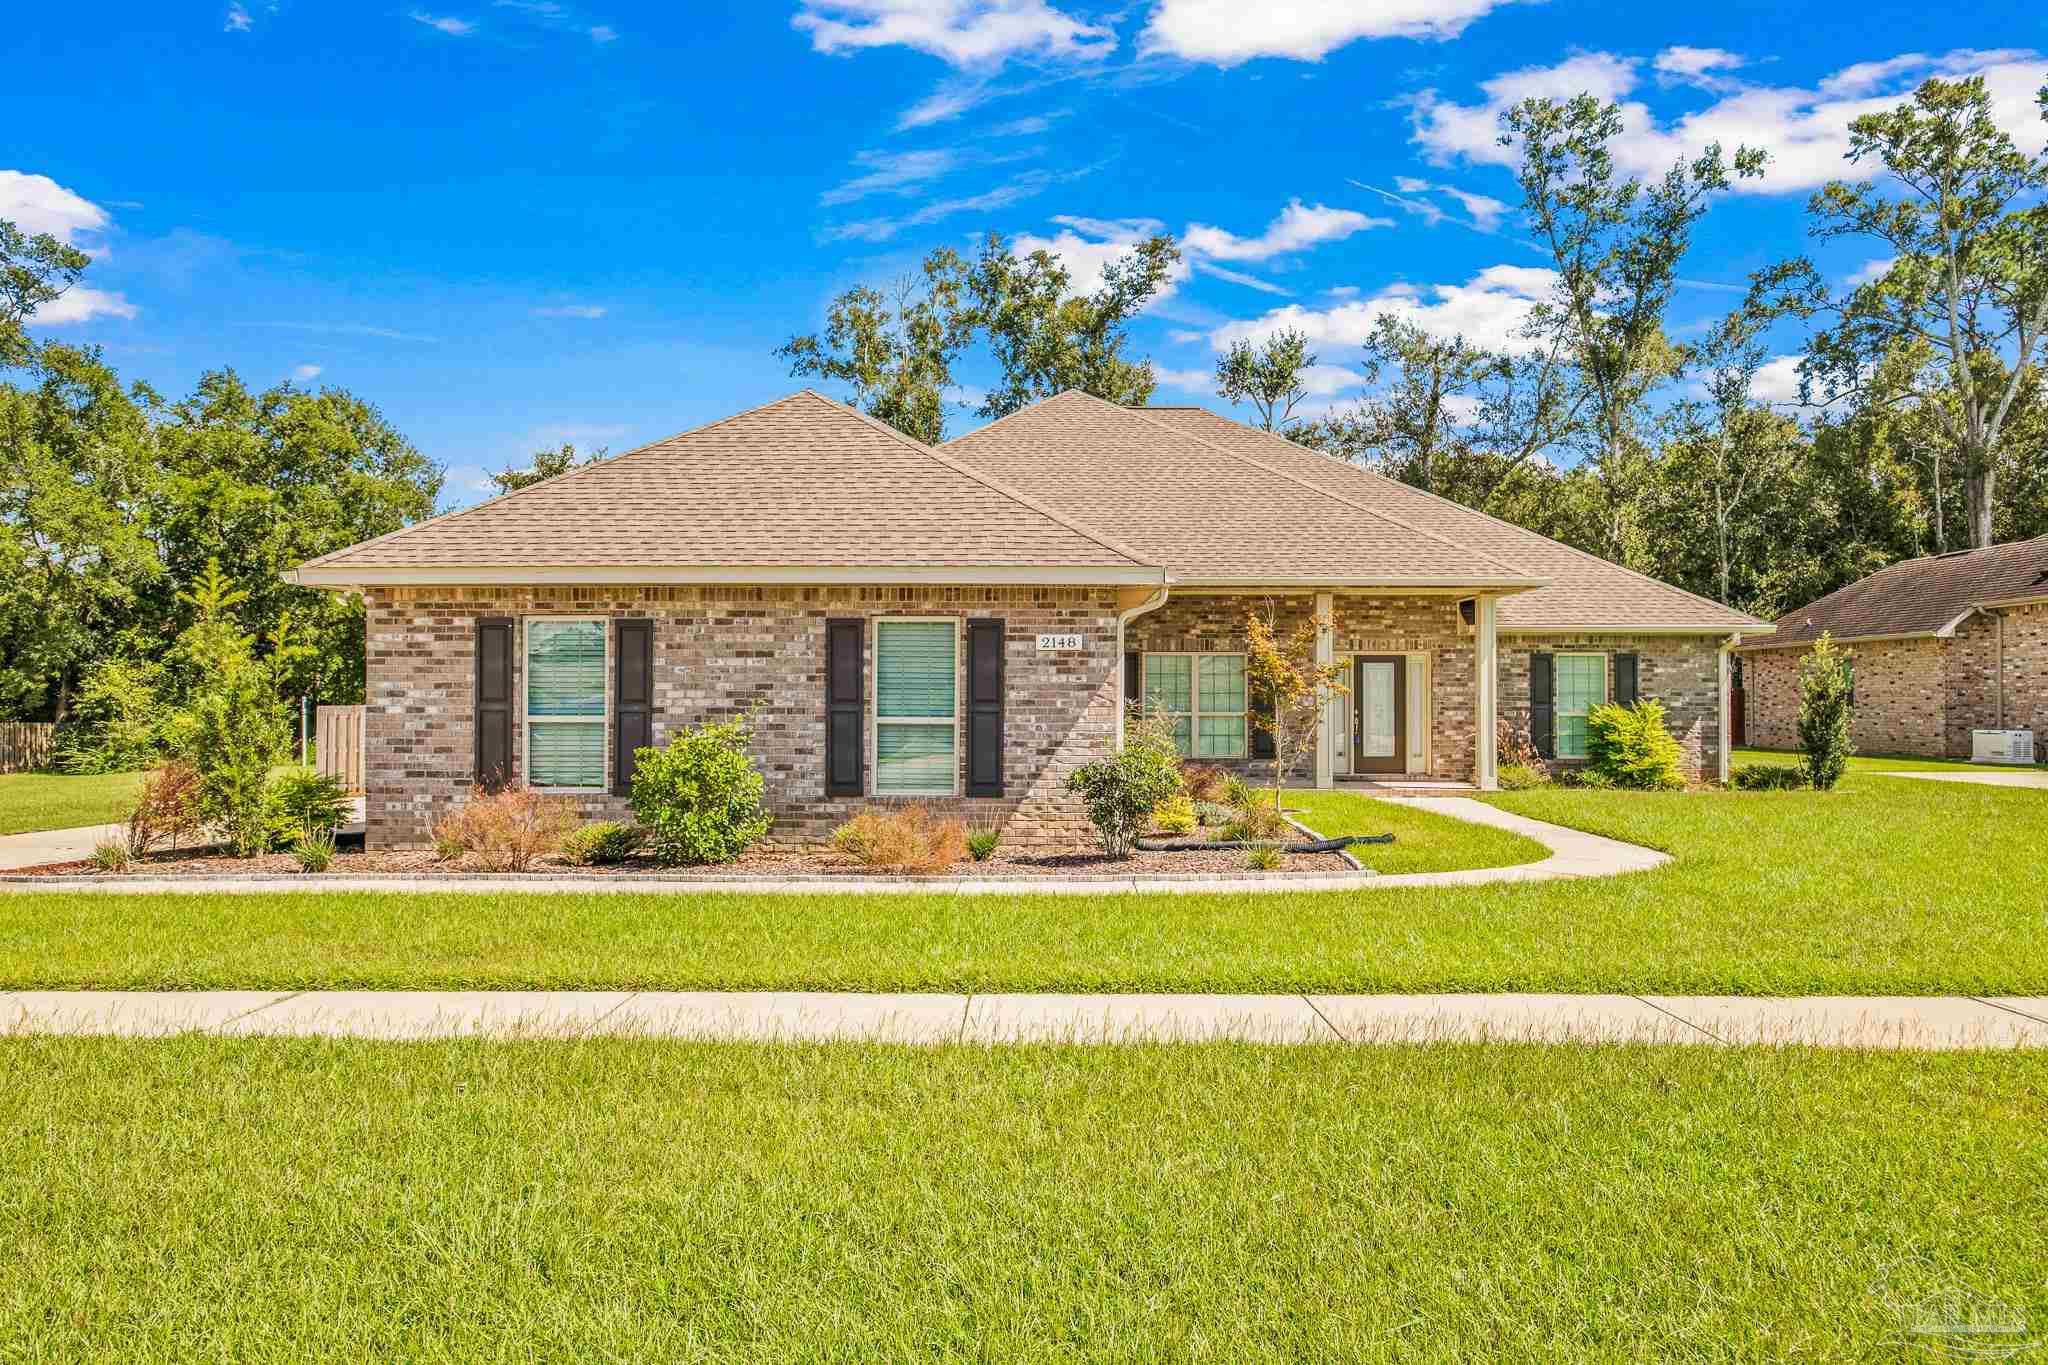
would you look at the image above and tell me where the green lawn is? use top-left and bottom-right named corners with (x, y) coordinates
top-left (1287, 787), bottom-right (1546, 874)
top-left (3, 770), bottom-right (2044, 994)
top-left (0, 768), bottom-right (148, 835)
top-left (1, 1036), bottom-right (2040, 1360)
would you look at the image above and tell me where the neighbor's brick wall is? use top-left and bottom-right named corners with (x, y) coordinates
top-left (361, 585), bottom-right (1122, 849)
top-left (1739, 636), bottom-right (1948, 758)
top-left (1500, 634), bottom-right (1723, 780)
top-left (1127, 594), bottom-right (1476, 781)
top-left (2006, 602), bottom-right (2048, 757)
top-left (1944, 612), bottom-right (2005, 758)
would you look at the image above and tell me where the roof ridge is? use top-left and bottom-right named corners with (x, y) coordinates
top-left (808, 390), bottom-right (1160, 571)
top-left (1172, 407), bottom-right (1765, 627)
top-left (297, 390), bottom-right (824, 571)
top-left (1085, 393), bottom-right (1539, 582)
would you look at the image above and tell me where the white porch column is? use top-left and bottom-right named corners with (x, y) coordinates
top-left (1474, 594), bottom-right (1499, 791)
top-left (1718, 635), bottom-right (1735, 785)
top-left (1314, 591), bottom-right (1335, 790)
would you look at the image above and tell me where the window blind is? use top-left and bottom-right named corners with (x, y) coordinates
top-left (875, 621), bottom-right (956, 795)
top-left (527, 620), bottom-right (606, 789)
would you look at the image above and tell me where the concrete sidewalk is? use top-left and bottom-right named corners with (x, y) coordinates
top-left (1879, 769), bottom-right (2048, 789)
top-left (5, 990), bottom-right (2044, 1049)
top-left (0, 823), bottom-right (123, 872)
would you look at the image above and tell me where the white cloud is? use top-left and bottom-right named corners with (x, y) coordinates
top-left (1298, 363), bottom-right (1369, 396)
top-left (1209, 263), bottom-right (1556, 355)
top-left (1182, 199), bottom-right (1389, 263)
top-left (0, 170), bottom-right (113, 247)
top-left (793, 1), bottom-right (1113, 69)
top-left (1166, 327), bottom-right (1206, 343)
top-left (1140, 0), bottom-right (1518, 66)
top-left (821, 149), bottom-right (958, 206)
top-left (1653, 46), bottom-right (1744, 79)
top-left (1846, 256), bottom-right (1896, 287)
top-left (292, 364), bottom-right (324, 381)
top-left (224, 3), bottom-right (252, 32)
top-left (1149, 366), bottom-right (1213, 392)
top-left (1369, 177), bottom-right (1510, 231)
top-left (991, 113), bottom-right (1057, 135)
top-left (589, 24), bottom-right (617, 41)
top-left (1194, 262), bottom-right (1291, 296)
top-left (1011, 215), bottom-right (1191, 301)
top-left (1412, 48), bottom-right (2048, 192)
top-left (1750, 355), bottom-right (1805, 405)
top-left (410, 11), bottom-right (476, 36)
top-left (533, 303), bottom-right (607, 318)
top-left (824, 169), bottom-right (1072, 242)
top-left (33, 286), bottom-right (138, 325)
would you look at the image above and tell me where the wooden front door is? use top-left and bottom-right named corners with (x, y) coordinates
top-left (1352, 656), bottom-right (1407, 775)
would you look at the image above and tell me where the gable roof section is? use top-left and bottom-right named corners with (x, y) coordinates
top-left (292, 391), bottom-right (1160, 586)
top-left (1744, 533), bottom-right (2048, 649)
top-left (938, 391), bottom-right (1543, 589)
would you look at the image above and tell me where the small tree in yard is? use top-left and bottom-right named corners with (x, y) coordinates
top-left (629, 715), bottom-right (772, 866)
top-left (1797, 633), bottom-right (1856, 791)
top-left (1066, 708), bottom-right (1183, 858)
top-left (1243, 603), bottom-right (1348, 811)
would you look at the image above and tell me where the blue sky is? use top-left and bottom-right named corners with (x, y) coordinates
top-left (12, 2), bottom-right (2046, 507)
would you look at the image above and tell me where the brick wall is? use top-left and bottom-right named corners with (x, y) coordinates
top-left (362, 585), bottom-right (1122, 849)
top-left (1738, 636), bottom-right (1947, 758)
top-left (2006, 602), bottom-right (2048, 757)
top-left (1943, 612), bottom-right (2004, 757)
top-left (1127, 593), bottom-right (1476, 781)
top-left (1500, 634), bottom-right (1723, 780)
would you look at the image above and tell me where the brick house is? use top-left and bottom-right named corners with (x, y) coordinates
top-left (289, 389), bottom-right (1770, 848)
top-left (1736, 535), bottom-right (2048, 760)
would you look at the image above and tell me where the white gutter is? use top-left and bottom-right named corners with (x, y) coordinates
top-left (1114, 584), bottom-right (1171, 751)
top-left (286, 564), bottom-right (1169, 589)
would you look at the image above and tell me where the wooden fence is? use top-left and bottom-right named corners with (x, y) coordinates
top-left (317, 705), bottom-right (366, 793)
top-left (0, 722), bottom-right (56, 774)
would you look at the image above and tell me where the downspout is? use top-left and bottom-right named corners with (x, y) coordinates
top-left (1114, 582), bottom-right (1171, 750)
top-left (1997, 609), bottom-right (2006, 729)
top-left (1719, 634), bottom-right (1739, 785)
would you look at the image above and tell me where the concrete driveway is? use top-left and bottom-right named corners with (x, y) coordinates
top-left (0, 823), bottom-right (123, 872)
top-left (1878, 769), bottom-right (2048, 789)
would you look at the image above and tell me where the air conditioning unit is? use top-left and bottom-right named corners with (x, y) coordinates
top-left (1972, 729), bottom-right (2037, 765)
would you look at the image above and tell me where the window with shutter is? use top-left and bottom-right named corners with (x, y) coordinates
top-left (1553, 653), bottom-right (1607, 760)
top-left (475, 617), bottom-right (514, 790)
top-left (525, 618), bottom-right (607, 789)
top-left (874, 619), bottom-right (958, 796)
top-left (825, 618), bottom-right (864, 796)
top-left (965, 618), bottom-right (1004, 797)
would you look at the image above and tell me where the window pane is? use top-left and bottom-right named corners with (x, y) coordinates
top-left (1198, 655), bottom-right (1246, 714)
top-left (1197, 715), bottom-right (1245, 758)
top-left (1144, 655), bottom-right (1191, 714)
top-left (876, 621), bottom-right (956, 719)
top-left (1555, 655), bottom-right (1606, 716)
top-left (529, 721), bottom-right (604, 787)
top-left (1556, 715), bottom-right (1590, 760)
top-left (527, 620), bottom-right (605, 717)
top-left (875, 723), bottom-right (955, 795)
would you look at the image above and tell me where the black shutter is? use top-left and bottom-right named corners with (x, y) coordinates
top-left (1529, 651), bottom-right (1555, 759)
top-left (613, 618), bottom-right (653, 795)
top-left (1613, 652), bottom-right (1640, 707)
top-left (965, 618), bottom-right (1004, 797)
top-left (1124, 652), bottom-right (1141, 707)
top-left (825, 618), bottom-right (864, 796)
top-left (475, 617), bottom-right (515, 791)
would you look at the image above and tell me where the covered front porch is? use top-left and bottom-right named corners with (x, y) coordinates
top-left (1119, 585), bottom-right (1516, 792)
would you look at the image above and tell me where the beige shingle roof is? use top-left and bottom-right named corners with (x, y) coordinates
top-left (293, 391), bottom-right (1158, 585)
top-left (938, 392), bottom-right (1542, 588)
top-left (1743, 533), bottom-right (2048, 649)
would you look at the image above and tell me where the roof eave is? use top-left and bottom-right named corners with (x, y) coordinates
top-left (285, 564), bottom-right (1169, 590)
top-left (1971, 592), bottom-right (2048, 611)
top-left (1169, 576), bottom-right (1548, 594)
top-left (1505, 622), bottom-right (1775, 637)
top-left (1736, 628), bottom-right (1934, 650)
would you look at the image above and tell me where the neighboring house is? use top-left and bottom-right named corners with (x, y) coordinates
top-left (1736, 535), bottom-right (2048, 760)
top-left (289, 390), bottom-right (1770, 848)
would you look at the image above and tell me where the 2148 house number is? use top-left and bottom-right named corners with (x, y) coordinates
top-left (1035, 633), bottom-right (1085, 651)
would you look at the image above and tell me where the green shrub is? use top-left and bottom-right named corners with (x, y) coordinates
top-left (1797, 634), bottom-right (1855, 791)
top-left (560, 821), bottom-right (644, 867)
top-left (965, 827), bottom-right (1001, 862)
top-left (1066, 709), bottom-right (1184, 858)
top-left (1556, 767), bottom-right (1614, 790)
top-left (88, 838), bottom-right (132, 873)
top-left (1152, 793), bottom-right (1197, 835)
top-left (1731, 763), bottom-right (1809, 791)
top-left (1585, 700), bottom-right (1687, 791)
top-left (1221, 803), bottom-right (1291, 842)
top-left (1244, 844), bottom-right (1285, 871)
top-left (628, 716), bottom-right (772, 867)
top-left (55, 657), bottom-right (165, 775)
top-left (292, 829), bottom-right (336, 873)
top-left (265, 768), bottom-right (351, 850)
top-left (1497, 763), bottom-right (1549, 791)
top-left (1220, 775), bottom-right (1255, 809)
top-left (1194, 800), bottom-right (1237, 828)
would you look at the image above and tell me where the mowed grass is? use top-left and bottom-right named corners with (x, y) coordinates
top-left (1286, 787), bottom-right (1545, 874)
top-left (2, 1036), bottom-right (2041, 1361)
top-left (1, 772), bottom-right (2043, 994)
top-left (0, 768), bottom-right (148, 836)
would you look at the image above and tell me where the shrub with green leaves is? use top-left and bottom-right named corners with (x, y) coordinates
top-left (1152, 793), bottom-right (1197, 836)
top-left (560, 821), bottom-right (644, 867)
top-left (1731, 763), bottom-right (1809, 791)
top-left (1797, 633), bottom-right (1855, 792)
top-left (1585, 700), bottom-right (1687, 791)
top-left (54, 657), bottom-right (165, 775)
top-left (1243, 844), bottom-right (1284, 871)
top-left (628, 717), bottom-right (772, 866)
top-left (265, 768), bottom-right (351, 850)
top-left (1065, 709), bottom-right (1184, 858)
top-left (292, 829), bottom-right (336, 873)
top-left (965, 827), bottom-right (1001, 862)
top-left (1497, 763), bottom-right (1549, 791)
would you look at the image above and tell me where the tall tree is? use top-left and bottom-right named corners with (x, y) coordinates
top-left (0, 218), bottom-right (91, 370)
top-left (1214, 328), bottom-right (1315, 431)
top-left (488, 441), bottom-right (606, 495)
top-left (1500, 93), bottom-right (1767, 558)
top-left (775, 249), bottom-right (973, 444)
top-left (1802, 76), bottom-right (2048, 547)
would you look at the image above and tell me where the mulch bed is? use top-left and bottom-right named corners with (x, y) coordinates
top-left (10, 843), bottom-right (1354, 881)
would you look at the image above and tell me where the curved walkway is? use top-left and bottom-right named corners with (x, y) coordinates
top-left (0, 797), bottom-right (1665, 895)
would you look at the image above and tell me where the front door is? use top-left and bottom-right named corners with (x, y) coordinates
top-left (1352, 656), bottom-right (1406, 775)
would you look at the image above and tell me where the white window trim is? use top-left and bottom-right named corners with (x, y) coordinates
top-left (868, 615), bottom-right (962, 799)
top-left (1553, 651), bottom-right (1608, 760)
top-left (521, 614), bottom-right (611, 793)
top-left (1142, 651), bottom-right (1249, 760)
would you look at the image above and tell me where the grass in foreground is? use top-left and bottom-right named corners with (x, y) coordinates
top-left (0, 768), bottom-right (148, 836)
top-left (1286, 788), bottom-right (1545, 874)
top-left (2, 1036), bottom-right (2041, 1361)
top-left (2, 775), bottom-right (2044, 994)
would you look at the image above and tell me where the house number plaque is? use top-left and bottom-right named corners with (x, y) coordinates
top-left (1035, 633), bottom-right (1085, 651)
